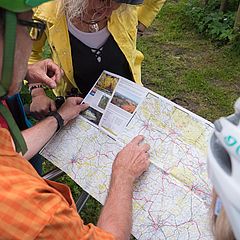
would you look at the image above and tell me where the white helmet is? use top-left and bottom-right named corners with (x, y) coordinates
top-left (208, 98), bottom-right (240, 239)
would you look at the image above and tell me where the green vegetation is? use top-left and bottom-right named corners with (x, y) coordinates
top-left (183, 0), bottom-right (239, 43)
top-left (139, 0), bottom-right (240, 121)
top-left (21, 0), bottom-right (240, 232)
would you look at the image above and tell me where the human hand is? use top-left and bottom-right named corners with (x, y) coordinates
top-left (137, 22), bottom-right (146, 37)
top-left (58, 97), bottom-right (89, 125)
top-left (112, 135), bottom-right (150, 183)
top-left (30, 93), bottom-right (56, 119)
top-left (26, 59), bottom-right (64, 88)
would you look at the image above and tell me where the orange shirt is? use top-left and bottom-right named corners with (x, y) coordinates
top-left (0, 128), bottom-right (115, 240)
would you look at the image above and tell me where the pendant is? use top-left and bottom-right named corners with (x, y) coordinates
top-left (89, 22), bottom-right (99, 32)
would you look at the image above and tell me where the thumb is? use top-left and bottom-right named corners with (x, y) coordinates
top-left (73, 97), bottom-right (84, 105)
top-left (79, 103), bottom-right (89, 112)
top-left (42, 75), bottom-right (57, 89)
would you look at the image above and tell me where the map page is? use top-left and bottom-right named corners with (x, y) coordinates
top-left (41, 71), bottom-right (214, 239)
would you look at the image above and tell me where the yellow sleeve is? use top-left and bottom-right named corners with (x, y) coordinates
top-left (137, 0), bottom-right (166, 27)
top-left (28, 31), bottom-right (47, 64)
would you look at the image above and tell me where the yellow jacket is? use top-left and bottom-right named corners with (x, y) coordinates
top-left (29, 0), bottom-right (166, 96)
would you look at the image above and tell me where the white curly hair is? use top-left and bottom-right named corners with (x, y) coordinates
top-left (60, 0), bottom-right (89, 21)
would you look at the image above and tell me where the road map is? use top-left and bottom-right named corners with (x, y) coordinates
top-left (41, 71), bottom-right (214, 239)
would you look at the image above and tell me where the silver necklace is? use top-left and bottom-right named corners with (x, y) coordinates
top-left (82, 7), bottom-right (109, 32)
top-left (88, 20), bottom-right (100, 32)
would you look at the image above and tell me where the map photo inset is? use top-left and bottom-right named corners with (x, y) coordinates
top-left (98, 95), bottom-right (110, 110)
top-left (81, 107), bottom-right (103, 125)
top-left (111, 91), bottom-right (140, 114)
top-left (96, 72), bottom-right (119, 95)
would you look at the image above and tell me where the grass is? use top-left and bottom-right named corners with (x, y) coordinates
top-left (20, 0), bottom-right (240, 235)
top-left (138, 0), bottom-right (240, 121)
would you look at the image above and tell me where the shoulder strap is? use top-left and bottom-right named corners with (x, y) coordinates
top-left (0, 102), bottom-right (27, 154)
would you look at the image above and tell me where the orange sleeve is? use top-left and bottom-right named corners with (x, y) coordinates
top-left (37, 197), bottom-right (116, 240)
top-left (0, 128), bottom-right (115, 240)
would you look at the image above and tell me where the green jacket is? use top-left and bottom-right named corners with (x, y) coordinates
top-left (29, 0), bottom-right (166, 96)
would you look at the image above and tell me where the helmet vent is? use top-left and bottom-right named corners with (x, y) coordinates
top-left (211, 134), bottom-right (232, 175)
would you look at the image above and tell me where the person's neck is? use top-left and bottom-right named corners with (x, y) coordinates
top-left (70, 1), bottom-right (121, 33)
top-left (71, 16), bottom-right (108, 33)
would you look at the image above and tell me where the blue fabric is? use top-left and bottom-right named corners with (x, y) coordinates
top-left (29, 154), bottom-right (43, 176)
top-left (6, 93), bottom-right (43, 175)
top-left (6, 93), bottom-right (32, 129)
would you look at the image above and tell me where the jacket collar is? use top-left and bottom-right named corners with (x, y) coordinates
top-left (34, 1), bottom-right (62, 24)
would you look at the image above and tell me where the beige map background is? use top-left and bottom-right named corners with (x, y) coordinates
top-left (41, 90), bottom-right (213, 239)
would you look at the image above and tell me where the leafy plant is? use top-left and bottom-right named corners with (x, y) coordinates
top-left (184, 0), bottom-right (237, 43)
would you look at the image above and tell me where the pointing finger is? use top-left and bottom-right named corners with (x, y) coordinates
top-left (130, 135), bottom-right (144, 146)
top-left (140, 143), bottom-right (150, 152)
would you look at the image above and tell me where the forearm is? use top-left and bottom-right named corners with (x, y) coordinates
top-left (22, 97), bottom-right (88, 160)
top-left (97, 172), bottom-right (134, 240)
top-left (22, 116), bottom-right (57, 160)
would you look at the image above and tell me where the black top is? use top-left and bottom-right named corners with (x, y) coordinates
top-left (69, 32), bottom-right (133, 96)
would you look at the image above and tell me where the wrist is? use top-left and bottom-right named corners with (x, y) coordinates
top-left (30, 87), bottom-right (46, 98)
top-left (111, 170), bottom-right (135, 188)
top-left (57, 108), bottom-right (69, 126)
top-left (47, 111), bottom-right (64, 131)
